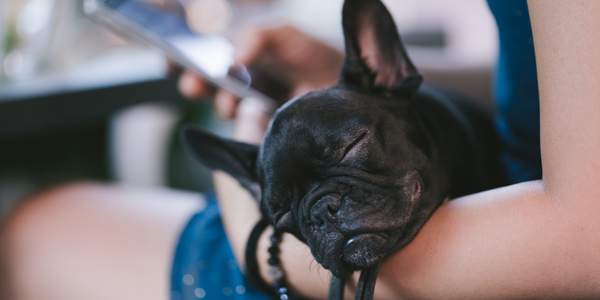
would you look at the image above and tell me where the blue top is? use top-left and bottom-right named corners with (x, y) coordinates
top-left (487, 0), bottom-right (542, 183)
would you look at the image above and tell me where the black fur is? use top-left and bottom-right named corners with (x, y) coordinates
top-left (184, 0), bottom-right (504, 296)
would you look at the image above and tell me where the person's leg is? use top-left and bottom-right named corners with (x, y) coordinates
top-left (0, 182), bottom-right (204, 300)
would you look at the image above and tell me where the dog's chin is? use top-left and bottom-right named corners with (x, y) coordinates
top-left (342, 233), bottom-right (387, 269)
top-left (322, 259), bottom-right (353, 279)
top-left (311, 237), bottom-right (352, 278)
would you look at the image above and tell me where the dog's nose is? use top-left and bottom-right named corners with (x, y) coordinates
top-left (309, 194), bottom-right (342, 226)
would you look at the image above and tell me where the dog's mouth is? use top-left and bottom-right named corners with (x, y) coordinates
top-left (307, 227), bottom-right (395, 277)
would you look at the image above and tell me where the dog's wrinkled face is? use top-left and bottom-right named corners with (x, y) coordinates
top-left (259, 86), bottom-right (431, 276)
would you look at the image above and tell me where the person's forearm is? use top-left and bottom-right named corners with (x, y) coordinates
top-left (213, 98), bottom-right (273, 268)
top-left (213, 171), bottom-right (262, 269)
top-left (379, 180), bottom-right (600, 299)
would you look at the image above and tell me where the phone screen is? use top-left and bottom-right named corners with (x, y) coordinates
top-left (99, 0), bottom-right (193, 39)
top-left (86, 0), bottom-right (289, 106)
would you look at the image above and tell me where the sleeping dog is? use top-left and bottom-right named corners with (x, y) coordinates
top-left (184, 0), bottom-right (505, 298)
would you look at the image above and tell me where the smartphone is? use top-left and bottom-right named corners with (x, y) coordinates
top-left (84, 0), bottom-right (288, 111)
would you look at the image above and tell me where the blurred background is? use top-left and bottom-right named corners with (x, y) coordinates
top-left (0, 0), bottom-right (498, 222)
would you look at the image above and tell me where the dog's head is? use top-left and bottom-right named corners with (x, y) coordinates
top-left (185, 0), bottom-right (444, 278)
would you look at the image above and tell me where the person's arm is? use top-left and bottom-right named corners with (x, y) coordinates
top-left (377, 1), bottom-right (600, 298)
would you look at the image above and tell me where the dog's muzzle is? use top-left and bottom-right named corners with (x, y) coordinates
top-left (299, 180), bottom-right (402, 277)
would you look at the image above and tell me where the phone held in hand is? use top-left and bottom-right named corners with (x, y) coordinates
top-left (84, 0), bottom-right (288, 111)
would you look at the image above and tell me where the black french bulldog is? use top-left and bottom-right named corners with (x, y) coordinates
top-left (184, 0), bottom-right (504, 298)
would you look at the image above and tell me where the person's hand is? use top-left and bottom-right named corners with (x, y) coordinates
top-left (177, 24), bottom-right (344, 120)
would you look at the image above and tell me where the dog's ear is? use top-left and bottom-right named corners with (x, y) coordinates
top-left (182, 126), bottom-right (261, 200)
top-left (340, 0), bottom-right (422, 98)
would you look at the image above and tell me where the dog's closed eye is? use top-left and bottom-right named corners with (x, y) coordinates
top-left (340, 130), bottom-right (368, 163)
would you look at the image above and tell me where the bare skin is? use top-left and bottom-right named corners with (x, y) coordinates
top-left (3, 1), bottom-right (600, 299)
top-left (0, 183), bottom-right (203, 300)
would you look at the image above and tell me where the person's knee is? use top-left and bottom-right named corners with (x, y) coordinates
top-left (0, 182), bottom-right (106, 263)
top-left (0, 181), bottom-right (107, 298)
top-left (0, 182), bottom-right (99, 244)
top-left (0, 181), bottom-right (203, 300)
top-left (1, 182), bottom-right (105, 245)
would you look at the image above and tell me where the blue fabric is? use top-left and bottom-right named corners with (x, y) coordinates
top-left (170, 197), bottom-right (271, 300)
top-left (487, 0), bottom-right (542, 183)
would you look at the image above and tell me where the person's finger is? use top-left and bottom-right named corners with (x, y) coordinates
top-left (214, 89), bottom-right (239, 120)
top-left (178, 71), bottom-right (213, 99)
top-left (234, 28), bottom-right (269, 66)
